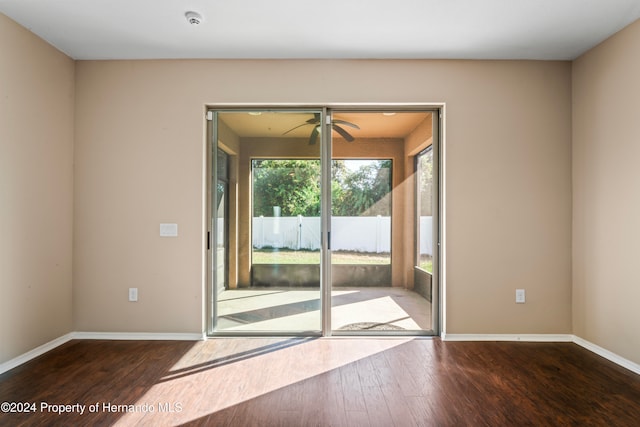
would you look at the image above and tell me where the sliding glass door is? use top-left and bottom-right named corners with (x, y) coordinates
top-left (328, 110), bottom-right (436, 334)
top-left (207, 107), bottom-right (439, 336)
top-left (209, 109), bottom-right (324, 334)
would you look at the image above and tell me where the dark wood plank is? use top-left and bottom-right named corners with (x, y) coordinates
top-left (2, 338), bottom-right (640, 426)
top-left (345, 410), bottom-right (370, 427)
top-left (371, 365), bottom-right (419, 425)
top-left (339, 361), bottom-right (367, 412)
top-left (362, 385), bottom-right (394, 427)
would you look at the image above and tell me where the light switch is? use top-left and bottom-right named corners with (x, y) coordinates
top-left (160, 223), bottom-right (178, 237)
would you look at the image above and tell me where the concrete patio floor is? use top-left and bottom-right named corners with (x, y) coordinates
top-left (215, 287), bottom-right (432, 333)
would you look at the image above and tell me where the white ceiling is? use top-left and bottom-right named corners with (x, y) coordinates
top-left (1, 0), bottom-right (640, 61)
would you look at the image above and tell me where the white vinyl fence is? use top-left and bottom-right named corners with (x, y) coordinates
top-left (419, 216), bottom-right (433, 257)
top-left (252, 215), bottom-right (433, 256)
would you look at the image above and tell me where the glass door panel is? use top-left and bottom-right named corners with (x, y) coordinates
top-left (211, 109), bottom-right (323, 334)
top-left (414, 146), bottom-right (435, 332)
top-left (329, 110), bottom-right (436, 334)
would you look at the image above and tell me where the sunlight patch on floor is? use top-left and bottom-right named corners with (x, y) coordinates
top-left (215, 287), bottom-right (431, 332)
top-left (332, 296), bottom-right (422, 330)
top-left (116, 338), bottom-right (414, 426)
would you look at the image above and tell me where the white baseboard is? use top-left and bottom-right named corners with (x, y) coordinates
top-left (72, 331), bottom-right (205, 341)
top-left (442, 333), bottom-right (574, 342)
top-left (0, 331), bottom-right (204, 375)
top-left (0, 333), bottom-right (74, 375)
top-left (573, 336), bottom-right (640, 376)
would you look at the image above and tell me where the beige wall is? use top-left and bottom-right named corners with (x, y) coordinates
top-left (73, 62), bottom-right (205, 333)
top-left (73, 59), bottom-right (573, 335)
top-left (0, 14), bottom-right (75, 364)
top-left (573, 19), bottom-right (640, 364)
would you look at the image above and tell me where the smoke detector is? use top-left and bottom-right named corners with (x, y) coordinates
top-left (185, 11), bottom-right (203, 25)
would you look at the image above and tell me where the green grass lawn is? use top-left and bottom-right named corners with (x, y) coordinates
top-left (252, 249), bottom-right (434, 273)
top-left (419, 259), bottom-right (433, 273)
top-left (253, 249), bottom-right (390, 265)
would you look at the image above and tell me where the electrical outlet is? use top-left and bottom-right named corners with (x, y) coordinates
top-left (129, 288), bottom-right (138, 302)
top-left (515, 289), bottom-right (525, 304)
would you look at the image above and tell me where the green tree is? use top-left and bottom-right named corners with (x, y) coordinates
top-left (332, 160), bottom-right (391, 216)
top-left (252, 159), bottom-right (392, 217)
top-left (252, 159), bottom-right (321, 216)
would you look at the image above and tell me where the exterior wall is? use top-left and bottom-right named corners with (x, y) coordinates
top-left (403, 115), bottom-right (434, 289)
top-left (0, 14), bottom-right (74, 364)
top-left (74, 59), bottom-right (572, 335)
top-left (215, 119), bottom-right (240, 292)
top-left (572, 19), bottom-right (640, 365)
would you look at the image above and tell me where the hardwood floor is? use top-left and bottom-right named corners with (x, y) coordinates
top-left (1, 338), bottom-right (640, 426)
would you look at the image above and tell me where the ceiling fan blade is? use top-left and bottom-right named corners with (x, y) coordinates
top-left (306, 113), bottom-right (321, 125)
top-left (282, 122), bottom-right (311, 135)
top-left (309, 126), bottom-right (320, 145)
top-left (284, 113), bottom-right (321, 135)
top-left (332, 119), bottom-right (360, 130)
top-left (332, 124), bottom-right (355, 142)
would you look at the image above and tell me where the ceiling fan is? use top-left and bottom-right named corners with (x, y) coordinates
top-left (283, 113), bottom-right (360, 144)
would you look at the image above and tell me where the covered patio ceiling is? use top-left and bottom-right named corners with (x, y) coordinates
top-left (218, 110), bottom-right (432, 140)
